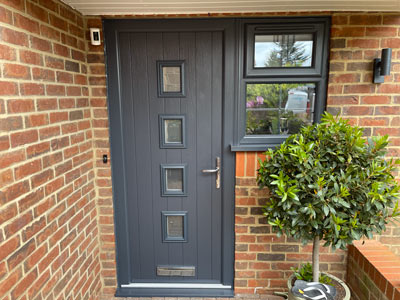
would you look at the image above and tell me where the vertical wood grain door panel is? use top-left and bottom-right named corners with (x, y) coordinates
top-left (105, 19), bottom-right (235, 296)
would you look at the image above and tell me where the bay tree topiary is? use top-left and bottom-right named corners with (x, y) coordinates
top-left (257, 112), bottom-right (400, 282)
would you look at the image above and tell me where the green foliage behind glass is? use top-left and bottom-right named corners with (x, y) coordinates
top-left (257, 113), bottom-right (400, 250)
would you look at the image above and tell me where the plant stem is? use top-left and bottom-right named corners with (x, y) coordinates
top-left (312, 235), bottom-right (320, 282)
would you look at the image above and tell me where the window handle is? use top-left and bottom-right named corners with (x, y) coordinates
top-left (202, 157), bottom-right (221, 189)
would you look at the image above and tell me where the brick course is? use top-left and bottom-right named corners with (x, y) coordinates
top-left (347, 241), bottom-right (400, 300)
top-left (0, 0), bottom-right (100, 299)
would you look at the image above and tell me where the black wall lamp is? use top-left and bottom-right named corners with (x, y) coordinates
top-left (373, 48), bottom-right (392, 83)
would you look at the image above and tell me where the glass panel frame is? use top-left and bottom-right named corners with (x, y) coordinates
top-left (161, 211), bottom-right (188, 242)
top-left (159, 114), bottom-right (186, 149)
top-left (157, 60), bottom-right (185, 98)
top-left (244, 21), bottom-right (327, 78)
top-left (160, 164), bottom-right (188, 197)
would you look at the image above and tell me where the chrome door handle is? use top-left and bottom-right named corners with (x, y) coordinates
top-left (202, 168), bottom-right (219, 173)
top-left (202, 157), bottom-right (221, 189)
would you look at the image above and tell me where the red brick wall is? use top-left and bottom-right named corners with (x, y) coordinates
top-left (328, 13), bottom-right (400, 256)
top-left (347, 241), bottom-right (400, 300)
top-left (0, 1), bottom-right (101, 299)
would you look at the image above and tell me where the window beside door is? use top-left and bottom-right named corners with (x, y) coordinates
top-left (232, 17), bottom-right (330, 151)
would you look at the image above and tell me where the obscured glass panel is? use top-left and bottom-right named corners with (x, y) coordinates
top-left (165, 168), bottom-right (183, 192)
top-left (163, 66), bottom-right (181, 92)
top-left (166, 215), bottom-right (184, 238)
top-left (246, 83), bottom-right (315, 135)
top-left (164, 119), bottom-right (182, 144)
top-left (254, 34), bottom-right (313, 68)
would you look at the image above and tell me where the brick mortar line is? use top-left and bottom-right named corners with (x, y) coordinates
top-left (0, 60), bottom-right (94, 71)
top-left (0, 29), bottom-right (86, 56)
top-left (1, 177), bottom-right (97, 282)
top-left (0, 91), bottom-right (92, 100)
top-left (0, 74), bottom-right (90, 83)
top-left (1, 140), bottom-right (94, 194)
top-left (0, 34), bottom-right (87, 62)
top-left (1, 108), bottom-right (92, 117)
top-left (0, 126), bottom-right (92, 152)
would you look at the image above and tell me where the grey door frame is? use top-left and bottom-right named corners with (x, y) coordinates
top-left (104, 19), bottom-right (236, 297)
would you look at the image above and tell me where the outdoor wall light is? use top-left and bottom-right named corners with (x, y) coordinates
top-left (373, 48), bottom-right (392, 83)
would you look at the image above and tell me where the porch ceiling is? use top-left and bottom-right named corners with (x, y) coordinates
top-left (61, 0), bottom-right (400, 15)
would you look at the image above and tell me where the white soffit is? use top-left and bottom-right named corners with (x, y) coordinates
top-left (61, 0), bottom-right (400, 15)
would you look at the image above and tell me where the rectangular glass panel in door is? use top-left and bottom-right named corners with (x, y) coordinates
top-left (159, 115), bottom-right (186, 148)
top-left (160, 164), bottom-right (187, 196)
top-left (157, 60), bottom-right (185, 97)
top-left (165, 119), bottom-right (182, 143)
top-left (254, 34), bottom-right (313, 68)
top-left (167, 215), bottom-right (183, 237)
top-left (161, 211), bottom-right (188, 242)
top-left (118, 30), bottom-right (223, 285)
top-left (166, 169), bottom-right (183, 191)
top-left (163, 66), bottom-right (181, 92)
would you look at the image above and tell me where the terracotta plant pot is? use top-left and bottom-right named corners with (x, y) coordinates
top-left (287, 273), bottom-right (351, 300)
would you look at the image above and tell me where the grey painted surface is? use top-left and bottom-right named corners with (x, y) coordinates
top-left (123, 30), bottom-right (222, 281)
top-left (105, 19), bottom-right (236, 297)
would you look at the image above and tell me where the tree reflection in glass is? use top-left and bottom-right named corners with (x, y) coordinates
top-left (254, 34), bottom-right (313, 68)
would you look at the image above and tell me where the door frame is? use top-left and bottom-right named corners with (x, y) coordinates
top-left (104, 18), bottom-right (236, 297)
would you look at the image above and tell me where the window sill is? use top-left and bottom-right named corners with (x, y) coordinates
top-left (230, 144), bottom-right (278, 152)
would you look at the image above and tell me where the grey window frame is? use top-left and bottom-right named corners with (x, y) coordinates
top-left (159, 114), bottom-right (187, 149)
top-left (161, 211), bottom-right (188, 242)
top-left (160, 164), bottom-right (188, 197)
top-left (157, 60), bottom-right (186, 98)
top-left (232, 17), bottom-right (330, 151)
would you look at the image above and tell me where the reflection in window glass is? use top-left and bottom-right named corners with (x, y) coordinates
top-left (246, 83), bottom-right (315, 135)
top-left (165, 168), bottom-right (183, 191)
top-left (254, 34), bottom-right (313, 68)
top-left (164, 119), bottom-right (182, 144)
top-left (163, 66), bottom-right (181, 92)
top-left (167, 215), bottom-right (184, 238)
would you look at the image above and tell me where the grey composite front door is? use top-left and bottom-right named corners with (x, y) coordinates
top-left (105, 19), bottom-right (235, 297)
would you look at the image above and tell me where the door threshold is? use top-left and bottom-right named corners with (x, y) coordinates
top-left (121, 283), bottom-right (232, 289)
top-left (116, 283), bottom-right (234, 297)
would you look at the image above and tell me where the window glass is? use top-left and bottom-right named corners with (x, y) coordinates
top-left (166, 215), bottom-right (184, 238)
top-left (246, 83), bottom-right (315, 135)
top-left (165, 168), bottom-right (183, 192)
top-left (164, 119), bottom-right (182, 144)
top-left (162, 66), bottom-right (181, 92)
top-left (254, 34), bottom-right (313, 68)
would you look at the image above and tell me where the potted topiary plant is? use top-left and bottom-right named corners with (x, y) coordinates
top-left (257, 112), bottom-right (400, 300)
